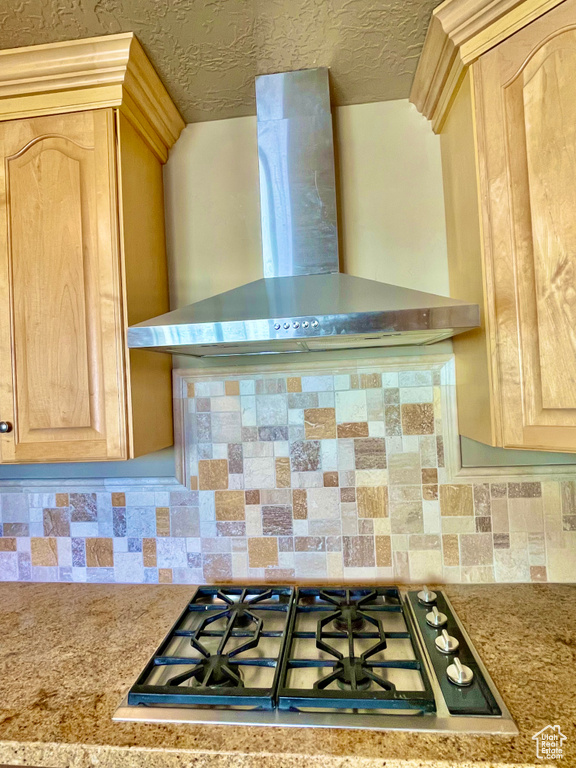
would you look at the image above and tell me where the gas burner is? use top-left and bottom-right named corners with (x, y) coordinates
top-left (320, 588), bottom-right (378, 633)
top-left (169, 654), bottom-right (243, 689)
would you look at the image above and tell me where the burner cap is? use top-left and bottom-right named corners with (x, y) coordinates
top-left (334, 658), bottom-right (372, 691)
top-left (334, 605), bottom-right (365, 632)
top-left (177, 655), bottom-right (243, 689)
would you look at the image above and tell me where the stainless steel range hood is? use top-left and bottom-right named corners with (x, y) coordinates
top-left (128, 68), bottom-right (479, 357)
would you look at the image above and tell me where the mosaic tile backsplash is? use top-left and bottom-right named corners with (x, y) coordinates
top-left (0, 362), bottom-right (575, 584)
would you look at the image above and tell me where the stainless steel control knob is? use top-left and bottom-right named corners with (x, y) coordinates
top-left (274, 323), bottom-right (281, 331)
top-left (302, 321), bottom-right (309, 329)
top-left (311, 319), bottom-right (319, 328)
top-left (417, 585), bottom-right (437, 604)
top-left (426, 606), bottom-right (447, 628)
top-left (447, 657), bottom-right (474, 687)
top-left (0, 421), bottom-right (12, 434)
top-left (293, 321), bottom-right (300, 329)
top-left (435, 629), bottom-right (459, 654)
top-left (283, 322), bottom-right (290, 330)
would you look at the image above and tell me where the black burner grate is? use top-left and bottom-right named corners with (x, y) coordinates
top-left (277, 586), bottom-right (436, 713)
top-left (128, 586), bottom-right (293, 710)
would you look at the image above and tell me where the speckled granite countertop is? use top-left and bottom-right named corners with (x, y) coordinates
top-left (0, 583), bottom-right (574, 768)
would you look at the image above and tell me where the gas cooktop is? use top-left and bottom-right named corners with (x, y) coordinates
top-left (114, 585), bottom-right (517, 734)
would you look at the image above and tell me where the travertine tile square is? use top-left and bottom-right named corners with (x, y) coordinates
top-left (354, 437), bottom-right (386, 469)
top-left (307, 487), bottom-right (340, 519)
top-left (262, 506), bottom-right (293, 536)
top-left (375, 535), bottom-right (392, 566)
top-left (293, 489), bottom-right (307, 519)
top-left (388, 452), bottom-right (420, 485)
top-left (508, 497), bottom-right (544, 532)
top-left (43, 509), bottom-right (70, 537)
top-left (198, 459), bottom-right (229, 490)
top-left (215, 491), bottom-right (245, 521)
top-left (335, 390), bottom-right (367, 422)
top-left (85, 538), bottom-right (114, 568)
top-left (244, 457), bottom-right (276, 489)
top-left (290, 440), bottom-right (320, 472)
top-left (304, 408), bottom-right (336, 439)
top-left (211, 412), bottom-right (242, 443)
top-left (390, 502), bottom-right (423, 534)
top-left (460, 533), bottom-right (493, 566)
top-left (248, 537), bottom-right (278, 568)
top-left (401, 403), bottom-right (434, 435)
top-left (440, 485), bottom-right (473, 516)
top-left (343, 536), bottom-right (375, 567)
top-left (337, 422), bottom-right (369, 438)
top-left (357, 486), bottom-right (388, 518)
top-left (31, 538), bottom-right (58, 567)
top-left (225, 380), bottom-right (240, 396)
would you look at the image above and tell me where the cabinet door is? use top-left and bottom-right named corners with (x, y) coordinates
top-left (476, 0), bottom-right (576, 451)
top-left (0, 109), bottom-right (127, 462)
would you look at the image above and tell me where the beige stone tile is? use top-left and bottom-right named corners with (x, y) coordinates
top-left (190, 476), bottom-right (198, 490)
top-left (494, 548), bottom-right (530, 582)
top-left (158, 568), bottom-right (173, 583)
top-left (203, 553), bottom-right (232, 582)
top-left (155, 507), bottom-right (170, 537)
top-left (356, 469), bottom-right (387, 487)
top-left (244, 457), bottom-right (276, 489)
top-left (335, 390), bottom-right (367, 422)
top-left (290, 440), bottom-right (320, 472)
top-left (543, 481), bottom-right (562, 532)
top-left (215, 490), bottom-right (245, 521)
top-left (56, 493), bottom-right (69, 507)
top-left (388, 452), bottom-right (420, 485)
top-left (287, 377), bottom-right (302, 393)
top-left (441, 516), bottom-right (476, 534)
top-left (393, 550), bottom-right (410, 581)
top-left (0, 538), bottom-right (16, 552)
top-left (357, 486), bottom-right (388, 518)
top-left (248, 537), bottom-right (279, 568)
top-left (198, 459), bottom-right (229, 490)
top-left (327, 551), bottom-right (344, 579)
top-left (293, 489), bottom-right (307, 519)
top-left (390, 485), bottom-right (421, 503)
top-left (423, 484), bottom-right (438, 500)
top-left (261, 489), bottom-right (291, 505)
top-left (460, 533), bottom-right (493, 566)
top-left (546, 532), bottom-right (576, 581)
top-left (337, 422), bottom-right (369, 438)
top-left (187, 382), bottom-right (195, 398)
top-left (275, 457), bottom-right (291, 488)
top-left (409, 549), bottom-right (442, 582)
top-left (508, 497), bottom-right (544, 533)
top-left (375, 535), bottom-right (392, 567)
top-left (225, 380), bottom-right (240, 396)
top-left (373, 517), bottom-right (391, 535)
top-left (401, 403), bottom-right (434, 435)
top-left (442, 534), bottom-right (459, 566)
top-left (390, 501), bottom-right (423, 534)
top-left (409, 534), bottom-right (440, 550)
top-left (354, 438), bottom-right (386, 470)
top-left (43, 508), bottom-right (70, 537)
top-left (343, 536), bottom-right (375, 567)
top-left (85, 538), bottom-right (114, 568)
top-left (304, 408), bottom-right (336, 439)
top-left (440, 485), bottom-right (473, 516)
top-left (461, 565), bottom-right (495, 583)
top-left (30, 538), bottom-right (58, 567)
top-left (491, 497), bottom-right (509, 533)
top-left (307, 487), bottom-right (340, 519)
top-left (143, 539), bottom-right (157, 567)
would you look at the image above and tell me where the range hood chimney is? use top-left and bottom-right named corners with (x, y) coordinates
top-left (128, 68), bottom-right (479, 357)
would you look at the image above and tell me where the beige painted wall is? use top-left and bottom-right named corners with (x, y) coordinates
top-left (163, 98), bottom-right (449, 311)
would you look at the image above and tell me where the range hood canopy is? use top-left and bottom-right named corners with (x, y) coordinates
top-left (128, 68), bottom-right (479, 357)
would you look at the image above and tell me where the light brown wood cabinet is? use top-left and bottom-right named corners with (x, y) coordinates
top-left (0, 34), bottom-right (184, 463)
top-left (412, 0), bottom-right (576, 452)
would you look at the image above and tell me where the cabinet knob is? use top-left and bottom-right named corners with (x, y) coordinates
top-left (0, 421), bottom-right (12, 433)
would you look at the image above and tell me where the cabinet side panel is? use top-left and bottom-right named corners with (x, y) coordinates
top-left (116, 111), bottom-right (173, 458)
top-left (440, 70), bottom-right (496, 446)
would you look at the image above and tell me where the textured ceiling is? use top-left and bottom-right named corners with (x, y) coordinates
top-left (0, 0), bottom-right (441, 123)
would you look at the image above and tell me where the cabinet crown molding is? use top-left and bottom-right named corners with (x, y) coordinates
top-left (0, 32), bottom-right (185, 162)
top-left (410, 0), bottom-right (564, 131)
